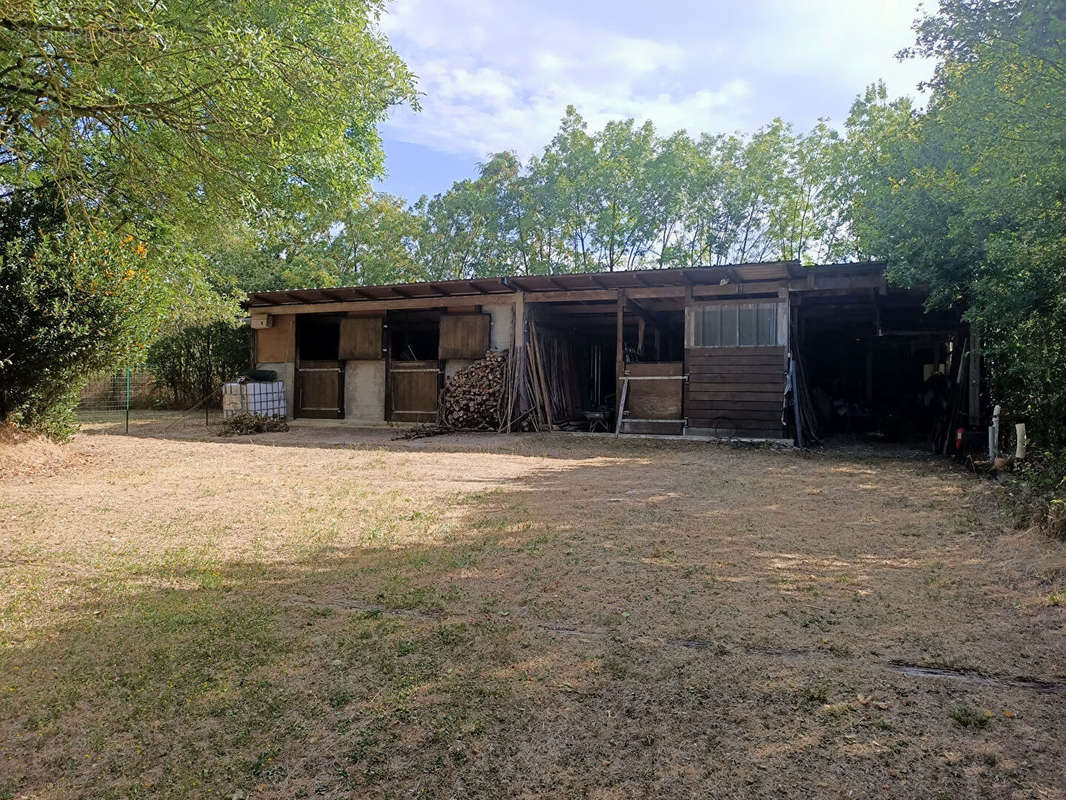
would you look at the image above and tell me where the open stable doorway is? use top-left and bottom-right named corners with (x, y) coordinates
top-left (295, 315), bottom-right (344, 418)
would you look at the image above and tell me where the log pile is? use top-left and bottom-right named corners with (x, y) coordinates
top-left (439, 349), bottom-right (511, 431)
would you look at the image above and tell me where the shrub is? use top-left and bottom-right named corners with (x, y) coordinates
top-left (147, 322), bottom-right (250, 408)
top-left (1002, 449), bottom-right (1066, 539)
top-left (0, 226), bottom-right (174, 440)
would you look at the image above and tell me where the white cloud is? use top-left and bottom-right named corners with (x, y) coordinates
top-left (379, 0), bottom-right (750, 159)
top-left (378, 0), bottom-right (934, 161)
top-left (743, 0), bottom-right (934, 96)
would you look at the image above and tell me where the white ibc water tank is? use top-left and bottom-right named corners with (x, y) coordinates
top-left (222, 381), bottom-right (286, 419)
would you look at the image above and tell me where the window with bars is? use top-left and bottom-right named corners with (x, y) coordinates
top-left (688, 302), bottom-right (781, 347)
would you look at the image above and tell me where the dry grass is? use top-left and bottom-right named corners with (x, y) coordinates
top-left (1, 417), bottom-right (1065, 799)
top-left (0, 424), bottom-right (83, 480)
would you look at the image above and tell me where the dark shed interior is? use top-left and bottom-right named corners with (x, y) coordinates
top-left (793, 290), bottom-right (964, 444)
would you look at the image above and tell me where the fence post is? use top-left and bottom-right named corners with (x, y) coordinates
top-left (125, 365), bottom-right (130, 434)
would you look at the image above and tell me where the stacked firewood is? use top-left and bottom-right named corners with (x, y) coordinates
top-left (439, 350), bottom-right (510, 431)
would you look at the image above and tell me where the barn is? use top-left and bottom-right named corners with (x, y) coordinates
top-left (244, 261), bottom-right (972, 443)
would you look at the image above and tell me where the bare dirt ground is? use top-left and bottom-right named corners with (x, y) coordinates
top-left (1, 415), bottom-right (1064, 799)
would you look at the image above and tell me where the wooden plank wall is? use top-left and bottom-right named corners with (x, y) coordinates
top-left (255, 315), bottom-right (295, 363)
top-left (439, 314), bottom-right (490, 359)
top-left (389, 360), bottom-right (440, 423)
top-left (339, 316), bottom-right (383, 360)
top-left (685, 346), bottom-right (785, 436)
top-left (296, 360), bottom-right (343, 418)
top-left (624, 361), bottom-right (684, 434)
top-left (626, 362), bottom-right (684, 419)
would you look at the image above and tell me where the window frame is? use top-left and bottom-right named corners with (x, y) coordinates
top-left (685, 300), bottom-right (784, 349)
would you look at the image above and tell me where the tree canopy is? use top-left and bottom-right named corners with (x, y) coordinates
top-left (223, 109), bottom-right (861, 293)
top-left (1, 0), bottom-right (416, 236)
top-left (0, 0), bottom-right (417, 435)
top-left (850, 0), bottom-right (1066, 447)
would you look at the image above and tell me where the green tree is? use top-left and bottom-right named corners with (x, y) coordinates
top-left (1, 0), bottom-right (416, 235)
top-left (850, 1), bottom-right (1066, 447)
top-left (0, 196), bottom-right (212, 438)
top-left (146, 321), bottom-right (251, 408)
top-left (587, 118), bottom-right (657, 270)
top-left (0, 0), bottom-right (415, 436)
top-left (768, 121), bottom-right (854, 263)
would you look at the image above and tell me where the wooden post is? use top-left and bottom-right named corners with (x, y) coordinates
top-left (513, 291), bottom-right (526, 353)
top-left (968, 327), bottom-right (981, 425)
top-left (779, 287), bottom-right (791, 372)
top-left (510, 291), bottom-right (526, 430)
top-left (382, 320), bottom-right (392, 422)
top-left (682, 286), bottom-right (693, 431)
top-left (615, 288), bottom-right (625, 390)
top-left (791, 358), bottom-right (804, 448)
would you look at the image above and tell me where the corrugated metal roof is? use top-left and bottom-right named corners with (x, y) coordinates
top-left (245, 260), bottom-right (886, 308)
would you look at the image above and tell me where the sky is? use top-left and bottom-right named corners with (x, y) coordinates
top-left (373, 0), bottom-right (936, 203)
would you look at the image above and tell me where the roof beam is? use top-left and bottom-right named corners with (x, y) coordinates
top-left (525, 287), bottom-right (686, 303)
top-left (507, 277), bottom-right (537, 291)
top-left (625, 295), bottom-right (673, 330)
top-left (248, 292), bottom-right (509, 315)
top-left (547, 276), bottom-right (569, 291)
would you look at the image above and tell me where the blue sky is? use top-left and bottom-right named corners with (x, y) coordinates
top-left (374, 0), bottom-right (935, 203)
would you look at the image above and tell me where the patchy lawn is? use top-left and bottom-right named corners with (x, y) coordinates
top-left (1, 420), bottom-right (1064, 799)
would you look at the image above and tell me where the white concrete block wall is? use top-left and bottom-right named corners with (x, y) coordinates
top-left (487, 304), bottom-right (514, 351)
top-left (255, 362), bottom-right (294, 418)
top-left (444, 359), bottom-right (472, 379)
top-left (344, 360), bottom-right (386, 423)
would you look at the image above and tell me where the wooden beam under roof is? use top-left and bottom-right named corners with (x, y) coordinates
top-left (589, 274), bottom-right (610, 289)
top-left (625, 295), bottom-right (674, 329)
top-left (248, 292), bottom-right (511, 315)
top-left (526, 286), bottom-right (686, 303)
top-left (507, 276), bottom-right (538, 292)
top-left (547, 276), bottom-right (568, 291)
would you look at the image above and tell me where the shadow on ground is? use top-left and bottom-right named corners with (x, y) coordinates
top-left (2, 432), bottom-right (1064, 799)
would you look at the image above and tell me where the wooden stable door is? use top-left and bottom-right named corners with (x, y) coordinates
top-left (296, 360), bottom-right (344, 418)
top-left (387, 360), bottom-right (440, 423)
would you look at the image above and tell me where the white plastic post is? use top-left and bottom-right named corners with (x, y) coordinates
top-left (1015, 423), bottom-right (1027, 460)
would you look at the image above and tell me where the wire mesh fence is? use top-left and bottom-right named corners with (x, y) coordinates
top-left (76, 368), bottom-right (232, 433)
